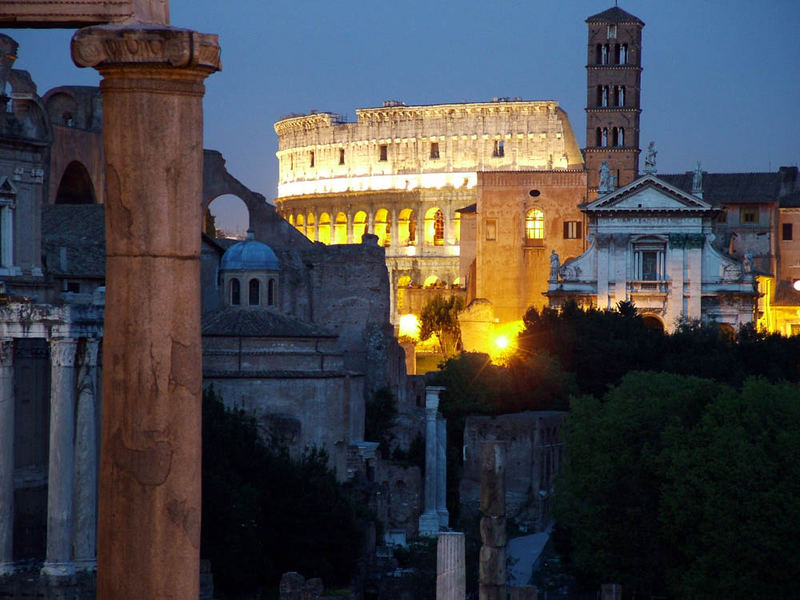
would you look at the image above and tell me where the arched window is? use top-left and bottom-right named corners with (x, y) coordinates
top-left (618, 127), bottom-right (625, 146)
top-left (305, 212), bottom-right (315, 241)
top-left (55, 161), bottom-right (96, 204)
top-left (620, 44), bottom-right (628, 64)
top-left (601, 86), bottom-right (609, 107)
top-left (614, 44), bottom-right (621, 64)
top-left (425, 207), bottom-right (444, 246)
top-left (295, 214), bottom-right (305, 235)
top-left (318, 212), bottom-right (331, 244)
top-left (398, 208), bottom-right (416, 245)
top-left (595, 44), bottom-right (602, 64)
top-left (231, 279), bottom-right (241, 306)
top-left (601, 44), bottom-right (609, 65)
top-left (596, 128), bottom-right (602, 147)
top-left (612, 127), bottom-right (619, 147)
top-left (333, 212), bottom-right (347, 244)
top-left (423, 275), bottom-right (441, 288)
top-left (249, 279), bottom-right (260, 306)
top-left (267, 279), bottom-right (276, 306)
top-left (374, 208), bottom-right (391, 247)
top-left (617, 86), bottom-right (625, 107)
top-left (525, 208), bottom-right (545, 244)
top-left (353, 211), bottom-right (368, 242)
top-left (602, 128), bottom-right (609, 147)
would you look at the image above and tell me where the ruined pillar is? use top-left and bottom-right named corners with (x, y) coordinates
top-left (71, 25), bottom-right (220, 599)
top-left (436, 531), bottom-right (465, 600)
top-left (73, 337), bottom-right (100, 571)
top-left (479, 441), bottom-right (507, 600)
top-left (436, 416), bottom-right (449, 527)
top-left (42, 337), bottom-right (78, 579)
top-left (419, 385), bottom-right (444, 535)
top-left (0, 339), bottom-right (14, 575)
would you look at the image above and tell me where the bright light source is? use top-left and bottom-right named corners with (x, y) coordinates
top-left (793, 280), bottom-right (800, 292)
top-left (494, 336), bottom-right (509, 350)
top-left (398, 313), bottom-right (420, 340)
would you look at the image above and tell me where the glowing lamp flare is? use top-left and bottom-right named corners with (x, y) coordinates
top-left (494, 335), bottom-right (510, 350)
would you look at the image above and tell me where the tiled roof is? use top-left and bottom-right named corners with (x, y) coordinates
top-left (202, 306), bottom-right (335, 338)
top-left (659, 172), bottom-right (787, 206)
top-left (41, 204), bottom-right (105, 277)
top-left (586, 6), bottom-right (644, 24)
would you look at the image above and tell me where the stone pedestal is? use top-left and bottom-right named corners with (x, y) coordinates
top-left (479, 442), bottom-right (507, 600)
top-left (419, 385), bottom-right (445, 536)
top-left (0, 339), bottom-right (14, 576)
top-left (42, 338), bottom-right (78, 580)
top-left (71, 24), bottom-right (220, 600)
top-left (436, 531), bottom-right (465, 600)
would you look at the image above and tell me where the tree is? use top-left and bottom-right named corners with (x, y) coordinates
top-left (554, 372), bottom-right (800, 598)
top-left (419, 294), bottom-right (464, 357)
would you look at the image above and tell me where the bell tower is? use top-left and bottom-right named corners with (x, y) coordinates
top-left (584, 6), bottom-right (644, 194)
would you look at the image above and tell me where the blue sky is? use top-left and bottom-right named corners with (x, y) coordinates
top-left (4, 1), bottom-right (799, 232)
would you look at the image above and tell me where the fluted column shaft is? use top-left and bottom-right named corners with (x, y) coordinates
top-left (436, 417), bottom-right (449, 527)
top-left (419, 385), bottom-right (444, 535)
top-left (436, 531), bottom-right (465, 600)
top-left (0, 339), bottom-right (14, 575)
top-left (42, 337), bottom-right (78, 579)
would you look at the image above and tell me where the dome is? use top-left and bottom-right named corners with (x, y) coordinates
top-left (220, 230), bottom-right (279, 271)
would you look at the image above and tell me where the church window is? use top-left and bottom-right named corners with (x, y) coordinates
top-left (430, 142), bottom-right (440, 159)
top-left (379, 144), bottom-right (388, 161)
top-left (617, 86), bottom-right (625, 106)
top-left (614, 44), bottom-right (620, 64)
top-left (633, 238), bottom-right (666, 281)
top-left (493, 140), bottom-right (505, 157)
top-left (595, 44), bottom-right (602, 64)
top-left (612, 128), bottom-right (618, 146)
top-left (339, 148), bottom-right (345, 165)
top-left (618, 128), bottom-right (625, 146)
top-left (596, 128), bottom-right (602, 146)
top-left (782, 223), bottom-right (793, 241)
top-left (740, 208), bottom-right (758, 224)
top-left (309, 151), bottom-right (314, 167)
top-left (563, 221), bottom-right (582, 240)
top-left (620, 44), bottom-right (628, 64)
top-left (601, 44), bottom-right (609, 65)
top-left (607, 24), bottom-right (617, 39)
top-left (249, 279), bottom-right (260, 306)
top-left (601, 128), bottom-right (609, 147)
top-left (267, 279), bottom-right (276, 306)
top-left (231, 279), bottom-right (241, 305)
top-left (601, 86), bottom-right (609, 107)
top-left (525, 208), bottom-right (545, 245)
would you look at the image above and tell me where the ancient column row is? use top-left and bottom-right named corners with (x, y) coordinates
top-left (0, 337), bottom-right (100, 578)
top-left (419, 385), bottom-right (449, 536)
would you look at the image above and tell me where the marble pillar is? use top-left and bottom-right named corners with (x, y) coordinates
top-left (419, 385), bottom-right (444, 535)
top-left (0, 339), bottom-right (14, 576)
top-left (436, 531), bottom-right (465, 600)
top-left (73, 338), bottom-right (99, 571)
top-left (436, 417), bottom-right (449, 527)
top-left (479, 441), bottom-right (507, 600)
top-left (71, 25), bottom-right (220, 599)
top-left (42, 337), bottom-right (78, 579)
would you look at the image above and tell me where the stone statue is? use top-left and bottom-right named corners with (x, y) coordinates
top-left (644, 141), bottom-right (657, 174)
top-left (743, 250), bottom-right (753, 274)
top-left (549, 249), bottom-right (560, 281)
top-left (692, 161), bottom-right (703, 196)
top-left (598, 160), bottom-right (611, 193)
top-left (609, 173), bottom-right (617, 191)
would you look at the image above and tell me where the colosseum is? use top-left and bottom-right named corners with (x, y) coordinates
top-left (273, 99), bottom-right (585, 322)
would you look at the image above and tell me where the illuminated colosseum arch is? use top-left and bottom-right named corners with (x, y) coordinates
top-left (306, 212), bottom-right (316, 241)
top-left (398, 208), bottom-right (416, 246)
top-left (334, 212), bottom-right (348, 244)
top-left (423, 274), bottom-right (441, 288)
top-left (55, 161), bottom-right (97, 204)
top-left (318, 212), bottom-right (331, 244)
top-left (353, 211), bottom-right (368, 242)
top-left (424, 207), bottom-right (444, 246)
top-left (374, 208), bottom-right (390, 247)
top-left (295, 213), bottom-right (305, 235)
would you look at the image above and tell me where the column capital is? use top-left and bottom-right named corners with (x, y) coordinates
top-left (425, 385), bottom-right (444, 413)
top-left (71, 24), bottom-right (221, 73)
top-left (80, 337), bottom-right (101, 369)
top-left (50, 338), bottom-right (78, 368)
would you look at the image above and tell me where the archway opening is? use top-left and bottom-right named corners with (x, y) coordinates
top-left (306, 212), bottom-right (316, 241)
top-left (398, 208), bottom-right (416, 246)
top-left (641, 314), bottom-right (664, 332)
top-left (375, 208), bottom-right (390, 247)
top-left (423, 275), bottom-right (441, 288)
top-left (334, 212), bottom-right (348, 244)
top-left (206, 194), bottom-right (249, 239)
top-left (318, 212), bottom-right (331, 245)
top-left (353, 211), bottom-right (368, 243)
top-left (295, 214), bottom-right (305, 236)
top-left (424, 207), bottom-right (444, 246)
top-left (55, 161), bottom-right (96, 204)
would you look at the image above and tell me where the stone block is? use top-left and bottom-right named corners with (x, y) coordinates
top-left (480, 442), bottom-right (506, 516)
top-left (479, 546), bottom-right (506, 585)
top-left (479, 516), bottom-right (506, 547)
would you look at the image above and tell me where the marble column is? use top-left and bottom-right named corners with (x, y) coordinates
top-left (436, 531), bottom-right (465, 600)
top-left (0, 339), bottom-right (15, 576)
top-left (419, 385), bottom-right (444, 535)
top-left (436, 416), bottom-right (449, 527)
top-left (42, 337), bottom-right (78, 579)
top-left (72, 25), bottom-right (220, 599)
top-left (73, 338), bottom-right (100, 571)
top-left (480, 441), bottom-right (507, 600)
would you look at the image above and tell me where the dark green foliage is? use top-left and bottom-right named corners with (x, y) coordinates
top-left (419, 294), bottom-right (465, 357)
top-left (555, 373), bottom-right (800, 598)
top-left (390, 430), bottom-right (425, 472)
top-left (201, 387), bottom-right (366, 598)
top-left (364, 387), bottom-right (398, 457)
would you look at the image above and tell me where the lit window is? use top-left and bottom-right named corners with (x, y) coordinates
top-left (339, 148), bottom-right (345, 165)
top-left (783, 223), bottom-right (793, 241)
top-left (525, 209), bottom-right (544, 244)
top-left (379, 144), bottom-right (388, 161)
top-left (740, 208), bottom-right (758, 224)
top-left (493, 140), bottom-right (505, 158)
top-left (563, 221), bottom-right (582, 240)
top-left (430, 142), bottom-right (440, 159)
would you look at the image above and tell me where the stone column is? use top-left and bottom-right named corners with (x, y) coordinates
top-left (419, 385), bottom-right (444, 535)
top-left (436, 531), bottom-right (465, 600)
top-left (390, 208), bottom-right (398, 251)
top-left (72, 25), bottom-right (220, 599)
top-left (436, 416), bottom-right (449, 527)
top-left (0, 339), bottom-right (14, 576)
top-left (42, 337), bottom-right (78, 579)
top-left (480, 441), bottom-right (507, 600)
top-left (73, 338), bottom-right (100, 571)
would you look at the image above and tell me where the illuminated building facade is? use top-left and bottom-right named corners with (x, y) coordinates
top-left (274, 100), bottom-right (585, 320)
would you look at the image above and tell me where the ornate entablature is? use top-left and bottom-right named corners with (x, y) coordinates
top-left (273, 99), bottom-right (584, 198)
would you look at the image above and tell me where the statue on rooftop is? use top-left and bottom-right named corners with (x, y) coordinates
top-left (644, 141), bottom-right (657, 174)
top-left (692, 161), bottom-right (703, 196)
top-left (598, 160), bottom-right (612, 193)
top-left (549, 249), bottom-right (560, 281)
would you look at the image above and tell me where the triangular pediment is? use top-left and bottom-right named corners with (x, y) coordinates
top-left (0, 176), bottom-right (16, 196)
top-left (586, 175), bottom-right (712, 213)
